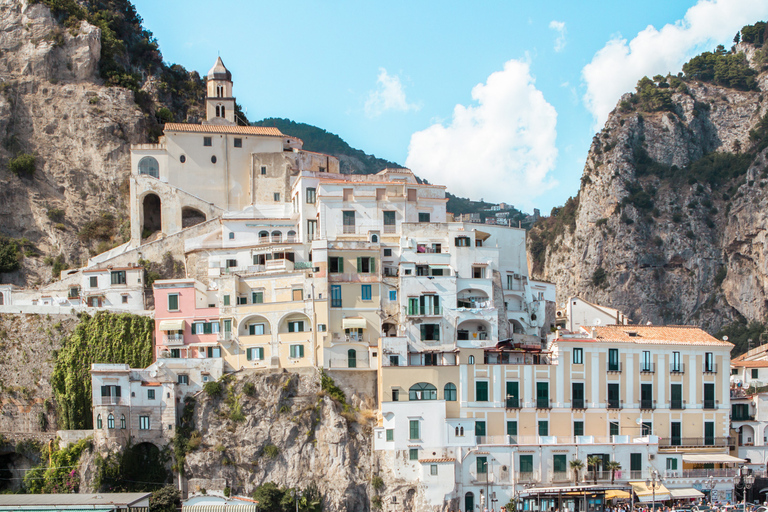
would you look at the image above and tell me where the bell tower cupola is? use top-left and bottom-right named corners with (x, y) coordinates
top-left (204, 57), bottom-right (236, 125)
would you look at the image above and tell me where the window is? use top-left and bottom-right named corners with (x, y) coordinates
top-left (260, 165), bottom-right (267, 175)
top-left (671, 383), bottom-right (683, 409)
top-left (211, 155), bottom-right (217, 164)
top-left (703, 383), bottom-right (715, 409)
top-left (536, 382), bottom-right (549, 409)
top-left (361, 285), bottom-right (372, 301)
top-left (418, 212), bottom-right (431, 223)
top-left (386, 429), bottom-right (394, 441)
top-left (383, 248), bottom-right (392, 257)
top-left (292, 288), bottom-right (304, 301)
top-left (107, 414), bottom-right (114, 429)
top-left (407, 189), bottom-right (417, 201)
top-left (289, 344), bottom-right (304, 358)
top-left (234, 138), bottom-right (242, 148)
top-left (641, 422), bottom-right (653, 436)
top-left (389, 290), bottom-right (397, 301)
top-left (343, 211), bottom-right (355, 233)
top-left (408, 297), bottom-right (419, 315)
top-left (574, 421), bottom-right (584, 436)
top-left (409, 448), bottom-right (419, 461)
top-left (207, 346), bottom-right (222, 358)
top-left (274, 192), bottom-right (280, 202)
top-left (608, 348), bottom-right (619, 371)
top-left (455, 236), bottom-right (470, 247)
top-left (630, 453), bottom-right (642, 474)
top-left (148, 389), bottom-right (156, 400)
top-left (90, 276), bottom-right (98, 288)
top-left (178, 374), bottom-right (189, 385)
top-left (608, 383), bottom-right (620, 408)
top-left (472, 266), bottom-right (485, 279)
top-left (247, 347), bottom-right (265, 361)
top-left (226, 259), bottom-right (238, 269)
top-left (519, 454), bottom-right (533, 474)
top-left (139, 416), bottom-right (150, 430)
top-left (430, 464), bottom-right (438, 476)
top-left (419, 324), bottom-right (440, 341)
top-left (538, 420), bottom-right (549, 436)
top-left (329, 256), bottom-right (344, 273)
top-left (223, 295), bottom-right (230, 306)
top-left (475, 381), bottom-right (489, 402)
top-left (507, 421), bottom-right (518, 437)
top-left (357, 257), bottom-right (375, 273)
top-left (331, 285), bottom-right (342, 308)
top-left (179, 155), bottom-right (186, 163)
top-left (252, 291), bottom-right (264, 304)
top-left (228, 232), bottom-right (235, 240)
top-left (138, 156), bottom-right (159, 178)
top-left (110, 271), bottom-right (126, 285)
top-left (248, 324), bottom-right (265, 335)
top-left (753, 369), bottom-right (759, 379)
top-left (475, 420), bottom-right (486, 437)
top-left (704, 421), bottom-right (715, 445)
top-left (444, 383), bottom-right (457, 401)
top-left (318, 324), bottom-right (327, 332)
top-left (573, 347), bottom-right (583, 364)
top-left (640, 383), bottom-right (653, 409)
top-left (409, 419), bottom-right (420, 440)
top-left (306, 188), bottom-right (316, 204)
top-left (307, 220), bottom-right (317, 240)
top-left (554, 454), bottom-right (567, 475)
top-left (170, 349), bottom-right (180, 358)
top-left (392, 389), bottom-right (399, 401)
top-left (97, 414), bottom-right (102, 429)
top-left (409, 383), bottom-right (437, 400)
top-left (203, 136), bottom-right (212, 146)
top-left (120, 415), bottom-right (126, 429)
top-left (476, 456), bottom-right (488, 474)
top-left (468, 355), bottom-right (475, 364)
top-left (572, 382), bottom-right (585, 409)
top-left (666, 458), bottom-right (678, 471)
top-left (383, 211), bottom-right (396, 232)
top-left (641, 350), bottom-right (652, 372)
top-left (705, 352), bottom-right (715, 372)
top-left (122, 295), bottom-right (128, 304)
top-left (168, 293), bottom-right (179, 311)
top-left (237, 295), bottom-right (247, 305)
top-left (610, 421), bottom-right (619, 437)
top-left (287, 321), bottom-right (304, 333)
top-left (371, 234), bottom-right (378, 243)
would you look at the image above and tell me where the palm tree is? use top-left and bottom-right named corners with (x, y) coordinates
top-left (605, 460), bottom-right (622, 484)
top-left (587, 455), bottom-right (603, 484)
top-left (570, 458), bottom-right (584, 485)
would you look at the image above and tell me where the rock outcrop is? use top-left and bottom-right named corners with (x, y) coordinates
top-left (529, 43), bottom-right (768, 335)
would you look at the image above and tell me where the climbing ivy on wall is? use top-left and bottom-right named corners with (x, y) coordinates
top-left (52, 312), bottom-right (154, 430)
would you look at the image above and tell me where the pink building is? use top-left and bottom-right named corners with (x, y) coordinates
top-left (153, 279), bottom-right (221, 360)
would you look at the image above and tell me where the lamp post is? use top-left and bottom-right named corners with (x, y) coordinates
top-left (734, 466), bottom-right (755, 512)
top-left (292, 489), bottom-right (302, 512)
top-left (705, 476), bottom-right (716, 506)
top-left (646, 470), bottom-right (663, 512)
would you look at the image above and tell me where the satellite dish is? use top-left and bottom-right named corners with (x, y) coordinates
top-left (636, 418), bottom-right (642, 425)
top-left (723, 336), bottom-right (729, 341)
top-left (594, 318), bottom-right (602, 325)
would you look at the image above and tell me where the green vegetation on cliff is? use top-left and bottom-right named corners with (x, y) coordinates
top-left (52, 312), bottom-right (153, 429)
top-left (24, 437), bottom-right (92, 493)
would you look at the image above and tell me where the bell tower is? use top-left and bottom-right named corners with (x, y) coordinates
top-left (204, 57), bottom-right (236, 125)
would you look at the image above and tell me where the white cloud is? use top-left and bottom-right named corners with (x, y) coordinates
top-left (405, 59), bottom-right (558, 210)
top-left (582, 0), bottom-right (768, 129)
top-left (364, 68), bottom-right (420, 118)
top-left (549, 20), bottom-right (567, 52)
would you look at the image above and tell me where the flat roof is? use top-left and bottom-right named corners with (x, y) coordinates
top-left (0, 492), bottom-right (150, 507)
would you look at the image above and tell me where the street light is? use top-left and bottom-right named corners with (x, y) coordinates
top-left (646, 470), bottom-right (663, 512)
top-left (292, 489), bottom-right (302, 512)
top-left (734, 466), bottom-right (755, 512)
top-left (704, 476), bottom-right (716, 505)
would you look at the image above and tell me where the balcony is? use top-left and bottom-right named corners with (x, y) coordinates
top-left (670, 400), bottom-right (685, 410)
top-left (732, 414), bottom-right (755, 422)
top-left (383, 266), bottom-right (398, 277)
top-left (640, 362), bottom-right (655, 373)
top-left (670, 363), bottom-right (685, 374)
top-left (658, 437), bottom-right (730, 448)
top-left (704, 363), bottom-right (718, 374)
top-left (552, 471), bottom-right (570, 483)
top-left (506, 397), bottom-right (521, 409)
top-left (218, 332), bottom-right (232, 342)
top-left (607, 362), bottom-right (622, 373)
top-left (640, 399), bottom-right (656, 411)
top-left (163, 333), bottom-right (184, 346)
top-left (99, 396), bottom-right (124, 406)
top-left (572, 398), bottom-right (587, 410)
top-left (703, 399), bottom-right (718, 410)
top-left (343, 225), bottom-right (355, 234)
top-left (607, 399), bottom-right (622, 410)
top-left (383, 224), bottom-right (396, 234)
top-left (332, 332), bottom-right (368, 344)
top-left (326, 356), bottom-right (371, 369)
top-left (665, 468), bottom-right (738, 479)
top-left (536, 398), bottom-right (551, 410)
top-left (518, 471), bottom-right (538, 483)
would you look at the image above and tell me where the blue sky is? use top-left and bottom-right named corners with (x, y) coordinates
top-left (132, 0), bottom-right (768, 213)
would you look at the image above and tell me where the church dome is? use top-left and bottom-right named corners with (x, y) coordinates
top-left (207, 56), bottom-right (232, 81)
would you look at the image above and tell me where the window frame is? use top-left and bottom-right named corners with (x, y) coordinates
top-left (167, 293), bottom-right (179, 311)
top-left (573, 347), bottom-right (583, 364)
top-left (306, 187), bottom-right (316, 204)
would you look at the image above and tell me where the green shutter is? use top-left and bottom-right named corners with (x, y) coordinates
top-left (434, 326), bottom-right (439, 341)
top-left (370, 258), bottom-right (375, 272)
top-left (203, 322), bottom-right (212, 334)
top-left (386, 429), bottom-right (394, 441)
top-left (299, 345), bottom-right (304, 358)
top-left (419, 296), bottom-right (426, 315)
top-left (434, 295), bottom-right (440, 314)
top-left (475, 421), bottom-right (486, 436)
top-left (409, 298), bottom-right (418, 315)
top-left (507, 421), bottom-right (518, 436)
top-left (420, 324), bottom-right (426, 340)
top-left (520, 455), bottom-right (533, 473)
top-left (554, 454), bottom-right (567, 473)
top-left (223, 319), bottom-right (231, 332)
top-left (476, 381), bottom-right (488, 401)
top-left (357, 257), bottom-right (362, 272)
top-left (538, 420), bottom-right (548, 436)
top-left (477, 456), bottom-right (487, 474)
top-left (288, 322), bottom-right (295, 333)
top-left (223, 295), bottom-right (230, 306)
top-left (246, 348), bottom-right (253, 361)
top-left (409, 420), bottom-right (420, 440)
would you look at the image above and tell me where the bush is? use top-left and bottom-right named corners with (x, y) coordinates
top-left (7, 153), bottom-right (36, 176)
top-left (714, 266), bottom-right (727, 287)
top-left (203, 381), bottom-right (222, 397)
top-left (371, 475), bottom-right (385, 492)
top-left (150, 486), bottom-right (180, 512)
top-left (262, 444), bottom-right (279, 459)
top-left (592, 267), bottom-right (608, 289)
top-left (78, 212), bottom-right (116, 242)
top-left (46, 208), bottom-right (65, 222)
top-left (0, 237), bottom-right (20, 273)
top-left (243, 382), bottom-right (256, 397)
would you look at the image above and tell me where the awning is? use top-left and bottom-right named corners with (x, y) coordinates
top-left (605, 490), bottom-right (631, 500)
top-left (187, 342), bottom-right (219, 348)
top-left (158, 319), bottom-right (185, 331)
top-left (682, 454), bottom-right (745, 463)
top-left (630, 482), bottom-right (671, 502)
top-left (474, 230), bottom-right (491, 241)
top-left (183, 506), bottom-right (259, 512)
top-left (669, 488), bottom-right (705, 499)
top-left (342, 317), bottom-right (367, 329)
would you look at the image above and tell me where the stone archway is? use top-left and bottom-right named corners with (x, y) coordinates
top-left (142, 193), bottom-right (162, 237)
top-left (181, 206), bottom-right (206, 228)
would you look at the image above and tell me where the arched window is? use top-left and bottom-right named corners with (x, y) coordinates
top-left (287, 230), bottom-right (297, 242)
top-left (409, 382), bottom-right (437, 401)
top-left (120, 415), bottom-right (126, 429)
top-left (371, 234), bottom-right (378, 243)
top-left (259, 231), bottom-right (269, 243)
top-left (107, 413), bottom-right (114, 429)
top-left (444, 383), bottom-right (457, 401)
top-left (97, 414), bottom-right (102, 429)
top-left (271, 231), bottom-right (282, 243)
top-left (221, 106), bottom-right (226, 118)
top-left (215, 105), bottom-right (221, 117)
top-left (217, 85), bottom-right (223, 98)
top-left (0, 293), bottom-right (4, 305)
top-left (468, 355), bottom-right (475, 364)
top-left (460, 426), bottom-right (464, 436)
top-left (138, 156), bottom-right (159, 178)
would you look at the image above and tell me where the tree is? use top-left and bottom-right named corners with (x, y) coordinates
top-left (0, 237), bottom-right (20, 273)
top-left (150, 485), bottom-right (180, 512)
top-left (569, 459), bottom-right (584, 485)
top-left (605, 460), bottom-right (622, 484)
top-left (7, 153), bottom-right (36, 177)
top-left (587, 456), bottom-right (603, 484)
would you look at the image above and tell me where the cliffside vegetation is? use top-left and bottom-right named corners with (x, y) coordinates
top-left (24, 437), bottom-right (92, 493)
top-left (52, 312), bottom-right (153, 429)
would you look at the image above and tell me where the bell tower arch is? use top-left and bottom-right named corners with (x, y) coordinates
top-left (204, 57), bottom-right (236, 125)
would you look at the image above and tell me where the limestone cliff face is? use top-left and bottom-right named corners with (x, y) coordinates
top-left (529, 47), bottom-right (768, 332)
top-left (0, 0), bottom-right (147, 285)
top-left (182, 370), bottom-right (376, 512)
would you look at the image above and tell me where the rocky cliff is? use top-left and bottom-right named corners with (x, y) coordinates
top-left (529, 39), bottom-right (768, 342)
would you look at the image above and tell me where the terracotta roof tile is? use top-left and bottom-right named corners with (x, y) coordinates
top-left (576, 325), bottom-right (732, 347)
top-left (164, 123), bottom-right (287, 137)
top-left (731, 360), bottom-right (768, 368)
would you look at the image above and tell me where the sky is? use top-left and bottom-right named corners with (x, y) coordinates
top-left (132, 0), bottom-right (768, 213)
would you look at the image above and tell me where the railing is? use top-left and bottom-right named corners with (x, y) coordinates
top-left (163, 334), bottom-right (184, 346)
top-left (506, 398), bottom-right (521, 409)
top-left (218, 332), bottom-right (232, 341)
top-left (640, 399), bottom-right (656, 410)
top-left (68, 290), bottom-right (80, 299)
top-left (518, 472), bottom-right (538, 483)
top-left (332, 332), bottom-right (366, 343)
top-left (457, 298), bottom-right (493, 309)
top-left (99, 397), bottom-right (124, 406)
top-left (383, 224), bottom-right (396, 234)
top-left (665, 468), bottom-right (739, 478)
top-left (607, 362), bottom-right (622, 373)
top-left (478, 435), bottom-right (653, 446)
top-left (416, 247), bottom-right (442, 253)
top-left (670, 363), bottom-right (685, 373)
top-left (670, 400), bottom-right (685, 410)
top-left (703, 399), bottom-right (718, 409)
top-left (629, 470), bottom-right (643, 480)
top-left (326, 357), bottom-right (370, 369)
top-left (704, 363), bottom-right (718, 374)
top-left (483, 353), bottom-right (553, 365)
top-left (607, 399), bottom-right (622, 410)
top-left (732, 415), bottom-right (754, 421)
top-left (407, 308), bottom-right (443, 316)
top-left (536, 398), bottom-right (551, 410)
top-left (640, 362), bottom-right (655, 373)
top-left (572, 398), bottom-right (587, 410)
top-left (343, 225), bottom-right (355, 234)
top-left (383, 267), bottom-right (398, 277)
top-left (658, 437), bottom-right (730, 447)
top-left (552, 471), bottom-right (570, 483)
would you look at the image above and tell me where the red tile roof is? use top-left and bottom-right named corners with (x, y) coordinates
top-left (164, 123), bottom-right (286, 137)
top-left (563, 325), bottom-right (731, 347)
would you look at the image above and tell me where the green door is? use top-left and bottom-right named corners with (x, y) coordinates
top-left (704, 383), bottom-right (715, 409)
top-left (536, 382), bottom-right (549, 408)
top-left (347, 349), bottom-right (356, 368)
top-left (671, 422), bottom-right (681, 446)
top-left (671, 383), bottom-right (682, 409)
top-left (704, 422), bottom-right (715, 445)
top-left (465, 492), bottom-right (474, 512)
top-left (506, 381), bottom-right (519, 408)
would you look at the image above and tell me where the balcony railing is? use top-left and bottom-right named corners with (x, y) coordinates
top-left (552, 471), bottom-right (570, 483)
top-left (518, 472), bottom-right (537, 483)
top-left (536, 398), bottom-right (551, 410)
top-left (704, 363), bottom-right (718, 374)
top-left (640, 362), bottom-right (655, 373)
top-left (640, 399), bottom-right (656, 410)
top-left (163, 334), bottom-right (184, 346)
top-left (629, 470), bottom-right (643, 480)
top-left (703, 399), bottom-right (718, 409)
top-left (670, 363), bottom-right (685, 374)
top-left (383, 266), bottom-right (398, 277)
top-left (478, 435), bottom-right (654, 446)
top-left (607, 399), bottom-right (622, 410)
top-left (218, 332), bottom-right (232, 341)
top-left (383, 224), bottom-right (396, 234)
top-left (665, 468), bottom-right (739, 479)
top-left (732, 414), bottom-right (755, 422)
top-left (572, 398), bottom-right (587, 410)
top-left (670, 400), bottom-right (685, 410)
top-left (99, 396), bottom-right (124, 406)
top-left (658, 437), bottom-right (730, 447)
top-left (607, 362), bottom-right (622, 373)
top-left (343, 225), bottom-right (355, 234)
top-left (506, 397), bottom-right (521, 409)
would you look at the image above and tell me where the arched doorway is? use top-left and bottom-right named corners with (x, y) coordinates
top-left (181, 207), bottom-right (206, 228)
top-left (465, 492), bottom-right (474, 512)
top-left (142, 193), bottom-right (161, 236)
top-left (348, 349), bottom-right (357, 368)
